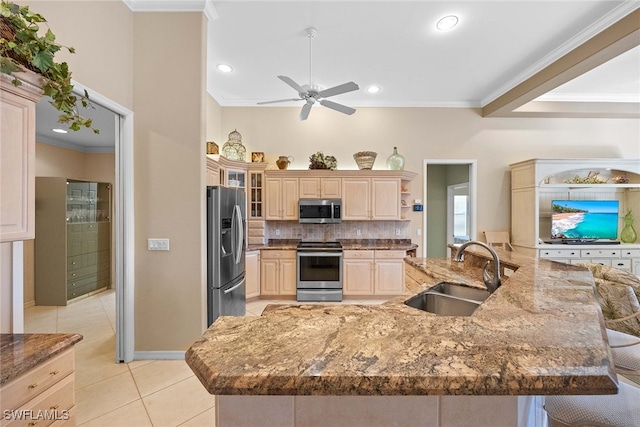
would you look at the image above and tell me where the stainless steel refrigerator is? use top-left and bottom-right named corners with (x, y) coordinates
top-left (207, 186), bottom-right (246, 326)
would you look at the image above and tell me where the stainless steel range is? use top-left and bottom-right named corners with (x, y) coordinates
top-left (296, 241), bottom-right (343, 302)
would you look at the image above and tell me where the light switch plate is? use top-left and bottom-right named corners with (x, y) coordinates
top-left (148, 238), bottom-right (170, 251)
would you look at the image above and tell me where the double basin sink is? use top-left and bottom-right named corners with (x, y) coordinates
top-left (405, 282), bottom-right (491, 316)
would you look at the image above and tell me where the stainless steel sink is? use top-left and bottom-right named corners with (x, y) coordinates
top-left (404, 282), bottom-right (489, 316)
top-left (429, 282), bottom-right (490, 302)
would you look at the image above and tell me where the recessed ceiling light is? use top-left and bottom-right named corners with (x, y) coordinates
top-left (367, 86), bottom-right (380, 94)
top-left (52, 128), bottom-right (68, 134)
top-left (217, 64), bottom-right (233, 73)
top-left (436, 15), bottom-right (459, 31)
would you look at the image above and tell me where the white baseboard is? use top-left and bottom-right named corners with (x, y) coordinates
top-left (133, 351), bottom-right (186, 360)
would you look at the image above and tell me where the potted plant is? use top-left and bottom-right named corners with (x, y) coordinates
top-left (0, 0), bottom-right (97, 133)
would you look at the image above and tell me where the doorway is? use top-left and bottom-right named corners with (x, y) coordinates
top-left (423, 160), bottom-right (477, 258)
top-left (27, 82), bottom-right (134, 362)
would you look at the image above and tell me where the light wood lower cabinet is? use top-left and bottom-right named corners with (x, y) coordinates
top-left (246, 250), bottom-right (260, 299)
top-left (343, 250), bottom-right (405, 296)
top-left (0, 349), bottom-right (76, 426)
top-left (260, 250), bottom-right (296, 296)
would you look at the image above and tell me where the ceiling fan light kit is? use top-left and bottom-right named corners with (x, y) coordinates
top-left (257, 27), bottom-right (359, 120)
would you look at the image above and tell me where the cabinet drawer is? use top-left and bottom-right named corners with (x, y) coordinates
top-left (68, 283), bottom-right (96, 299)
top-left (375, 250), bottom-right (406, 259)
top-left (344, 250), bottom-right (374, 259)
top-left (67, 266), bottom-right (98, 281)
top-left (0, 349), bottom-right (74, 411)
top-left (621, 249), bottom-right (640, 258)
top-left (260, 250), bottom-right (296, 259)
top-left (611, 259), bottom-right (632, 270)
top-left (588, 259), bottom-right (611, 267)
top-left (539, 249), bottom-right (580, 259)
top-left (7, 374), bottom-right (74, 427)
top-left (67, 274), bottom-right (97, 289)
top-left (580, 249), bottom-right (620, 258)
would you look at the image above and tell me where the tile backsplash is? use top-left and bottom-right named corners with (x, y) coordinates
top-left (265, 221), bottom-right (410, 241)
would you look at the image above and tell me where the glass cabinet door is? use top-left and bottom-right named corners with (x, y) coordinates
top-left (250, 172), bottom-right (263, 218)
top-left (66, 180), bottom-right (111, 223)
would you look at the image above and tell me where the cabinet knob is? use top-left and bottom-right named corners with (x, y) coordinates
top-left (50, 370), bottom-right (59, 376)
top-left (28, 382), bottom-right (38, 389)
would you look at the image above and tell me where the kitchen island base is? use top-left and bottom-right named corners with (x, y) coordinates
top-left (216, 394), bottom-right (535, 426)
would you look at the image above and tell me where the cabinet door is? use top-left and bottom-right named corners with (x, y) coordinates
top-left (342, 178), bottom-right (370, 220)
top-left (375, 258), bottom-right (404, 295)
top-left (343, 260), bottom-right (374, 295)
top-left (281, 178), bottom-right (299, 220)
top-left (371, 178), bottom-right (400, 220)
top-left (1, 88), bottom-right (36, 242)
top-left (265, 178), bottom-right (282, 220)
top-left (321, 178), bottom-right (342, 198)
top-left (246, 251), bottom-right (260, 299)
top-left (260, 258), bottom-right (279, 295)
top-left (279, 258), bottom-right (297, 295)
top-left (299, 178), bottom-right (320, 198)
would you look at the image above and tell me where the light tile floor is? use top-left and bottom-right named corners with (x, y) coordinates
top-left (23, 290), bottom-right (386, 427)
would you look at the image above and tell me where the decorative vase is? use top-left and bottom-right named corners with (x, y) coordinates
top-left (386, 146), bottom-right (405, 171)
top-left (620, 210), bottom-right (637, 243)
top-left (276, 155), bottom-right (294, 170)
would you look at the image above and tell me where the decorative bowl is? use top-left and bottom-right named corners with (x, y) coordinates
top-left (353, 151), bottom-right (377, 170)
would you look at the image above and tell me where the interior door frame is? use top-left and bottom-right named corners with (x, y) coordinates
top-left (422, 159), bottom-right (477, 257)
top-left (72, 81), bottom-right (135, 363)
top-left (447, 182), bottom-right (470, 248)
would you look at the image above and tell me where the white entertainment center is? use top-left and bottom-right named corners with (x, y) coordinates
top-left (510, 158), bottom-right (640, 275)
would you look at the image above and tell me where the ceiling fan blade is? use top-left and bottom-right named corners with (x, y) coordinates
top-left (319, 99), bottom-right (356, 115)
top-left (299, 102), bottom-right (313, 121)
top-left (318, 81), bottom-right (359, 98)
top-left (278, 76), bottom-right (307, 94)
top-left (257, 98), bottom-right (303, 105)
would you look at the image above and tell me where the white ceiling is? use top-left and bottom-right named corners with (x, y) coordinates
top-left (35, 0), bottom-right (640, 150)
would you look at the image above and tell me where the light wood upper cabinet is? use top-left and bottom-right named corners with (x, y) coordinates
top-left (265, 177), bottom-right (299, 220)
top-left (342, 178), bottom-right (371, 220)
top-left (1, 73), bottom-right (42, 242)
top-left (342, 177), bottom-right (400, 220)
top-left (299, 177), bottom-right (342, 198)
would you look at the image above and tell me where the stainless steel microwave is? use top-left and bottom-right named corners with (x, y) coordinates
top-left (298, 199), bottom-right (342, 224)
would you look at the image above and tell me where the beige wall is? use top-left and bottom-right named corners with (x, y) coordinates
top-left (23, 142), bottom-right (116, 307)
top-left (207, 94), bottom-right (223, 146)
top-left (19, 2), bottom-right (208, 352)
top-left (132, 12), bottom-right (207, 351)
top-left (220, 106), bottom-right (640, 252)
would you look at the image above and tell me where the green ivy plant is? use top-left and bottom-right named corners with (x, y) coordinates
top-left (0, 1), bottom-right (98, 133)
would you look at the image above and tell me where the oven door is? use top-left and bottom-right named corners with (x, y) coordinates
top-left (296, 251), bottom-right (343, 289)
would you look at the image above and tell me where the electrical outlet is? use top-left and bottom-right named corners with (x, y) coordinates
top-left (504, 267), bottom-right (515, 277)
top-left (356, 229), bottom-right (362, 236)
top-left (416, 229), bottom-right (422, 236)
top-left (396, 229), bottom-right (401, 236)
top-left (275, 229), bottom-right (280, 236)
top-left (148, 238), bottom-right (170, 251)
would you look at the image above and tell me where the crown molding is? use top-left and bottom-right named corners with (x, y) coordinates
top-left (481, 1), bottom-right (640, 106)
top-left (123, 0), bottom-right (218, 21)
top-left (536, 93), bottom-right (640, 103)
top-left (37, 134), bottom-right (115, 154)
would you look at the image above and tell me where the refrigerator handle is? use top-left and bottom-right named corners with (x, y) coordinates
top-left (233, 204), bottom-right (243, 264)
top-left (223, 278), bottom-right (245, 294)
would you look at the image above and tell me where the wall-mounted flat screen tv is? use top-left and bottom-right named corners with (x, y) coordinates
top-left (551, 200), bottom-right (619, 240)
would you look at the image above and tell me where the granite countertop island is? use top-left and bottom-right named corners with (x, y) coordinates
top-left (186, 247), bottom-right (617, 397)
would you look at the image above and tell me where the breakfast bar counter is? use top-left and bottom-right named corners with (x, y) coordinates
top-left (187, 247), bottom-right (617, 397)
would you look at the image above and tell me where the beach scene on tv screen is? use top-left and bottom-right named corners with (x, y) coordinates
top-left (551, 200), bottom-right (619, 240)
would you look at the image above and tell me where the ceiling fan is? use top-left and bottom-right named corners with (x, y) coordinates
top-left (257, 27), bottom-right (359, 121)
